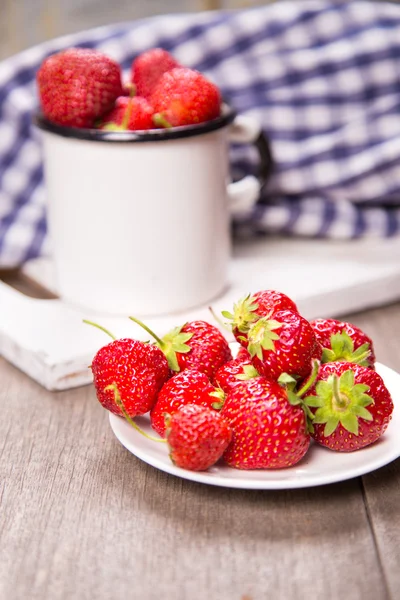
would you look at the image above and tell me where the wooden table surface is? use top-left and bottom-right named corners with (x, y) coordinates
top-left (1, 300), bottom-right (400, 600)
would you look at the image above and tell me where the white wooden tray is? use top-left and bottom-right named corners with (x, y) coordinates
top-left (1, 235), bottom-right (400, 391)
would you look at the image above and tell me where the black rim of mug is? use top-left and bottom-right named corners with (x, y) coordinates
top-left (33, 103), bottom-right (237, 143)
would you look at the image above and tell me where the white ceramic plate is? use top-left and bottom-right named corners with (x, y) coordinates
top-left (109, 362), bottom-right (400, 489)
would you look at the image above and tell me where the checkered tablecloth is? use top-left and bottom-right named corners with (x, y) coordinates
top-left (1, 0), bottom-right (400, 267)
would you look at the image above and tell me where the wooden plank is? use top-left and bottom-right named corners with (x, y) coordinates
top-left (56, 0), bottom-right (203, 34)
top-left (343, 303), bottom-right (400, 599)
top-left (0, 347), bottom-right (391, 600)
top-left (0, 0), bottom-right (207, 60)
top-left (0, 0), bottom-right (19, 60)
top-left (362, 460), bottom-right (400, 600)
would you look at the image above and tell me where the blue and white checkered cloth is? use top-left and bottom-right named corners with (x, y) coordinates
top-left (1, 0), bottom-right (400, 267)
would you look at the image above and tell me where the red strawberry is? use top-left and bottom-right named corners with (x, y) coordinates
top-left (166, 404), bottom-right (232, 471)
top-left (150, 369), bottom-right (221, 437)
top-left (310, 318), bottom-right (375, 368)
top-left (173, 321), bottom-right (232, 378)
top-left (222, 290), bottom-right (298, 347)
top-left (151, 67), bottom-right (221, 127)
top-left (221, 377), bottom-right (310, 469)
top-left (98, 96), bottom-right (154, 131)
top-left (237, 345), bottom-right (251, 362)
top-left (304, 362), bottom-right (393, 451)
top-left (212, 357), bottom-right (259, 394)
top-left (131, 48), bottom-right (180, 99)
top-left (37, 48), bottom-right (124, 128)
top-left (245, 309), bottom-right (322, 381)
top-left (130, 317), bottom-right (232, 380)
top-left (91, 338), bottom-right (170, 418)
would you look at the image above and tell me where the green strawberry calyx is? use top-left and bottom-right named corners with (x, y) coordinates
top-left (210, 388), bottom-right (226, 410)
top-left (129, 317), bottom-right (193, 372)
top-left (235, 364), bottom-right (259, 381)
top-left (106, 383), bottom-right (166, 443)
top-left (278, 359), bottom-right (320, 430)
top-left (321, 331), bottom-right (372, 367)
top-left (158, 325), bottom-right (194, 372)
top-left (303, 369), bottom-right (374, 437)
top-left (221, 294), bottom-right (260, 334)
top-left (245, 315), bottom-right (282, 359)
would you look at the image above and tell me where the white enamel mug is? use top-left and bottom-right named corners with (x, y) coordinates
top-left (34, 106), bottom-right (271, 316)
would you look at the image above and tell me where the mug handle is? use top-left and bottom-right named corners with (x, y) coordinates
top-left (227, 114), bottom-right (273, 216)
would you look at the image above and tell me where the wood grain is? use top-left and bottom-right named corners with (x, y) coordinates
top-left (1, 3), bottom-right (400, 594)
top-left (1, 301), bottom-right (400, 599)
top-left (0, 0), bottom-right (220, 61)
top-left (347, 302), bottom-right (400, 599)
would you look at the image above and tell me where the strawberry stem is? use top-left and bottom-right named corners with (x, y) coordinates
top-left (125, 82), bottom-right (136, 98)
top-left (208, 306), bottom-right (231, 332)
top-left (83, 319), bottom-right (116, 341)
top-left (331, 374), bottom-right (349, 411)
top-left (297, 359), bottom-right (320, 398)
top-left (105, 383), bottom-right (166, 443)
top-left (129, 316), bottom-right (165, 347)
top-left (121, 98), bottom-right (133, 130)
top-left (153, 113), bottom-right (172, 129)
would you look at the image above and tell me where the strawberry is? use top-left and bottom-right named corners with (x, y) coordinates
top-left (222, 290), bottom-right (298, 347)
top-left (166, 404), bottom-right (232, 471)
top-left (212, 357), bottom-right (259, 394)
top-left (151, 67), bottom-right (221, 127)
top-left (172, 320), bottom-right (233, 378)
top-left (98, 96), bottom-right (154, 131)
top-left (130, 317), bottom-right (232, 380)
top-left (221, 377), bottom-right (310, 469)
top-left (91, 338), bottom-right (170, 418)
top-left (245, 309), bottom-right (322, 381)
top-left (37, 48), bottom-right (124, 128)
top-left (303, 362), bottom-right (393, 451)
top-left (310, 318), bottom-right (376, 368)
top-left (236, 345), bottom-right (251, 362)
top-left (150, 369), bottom-right (222, 437)
top-left (131, 48), bottom-right (180, 99)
